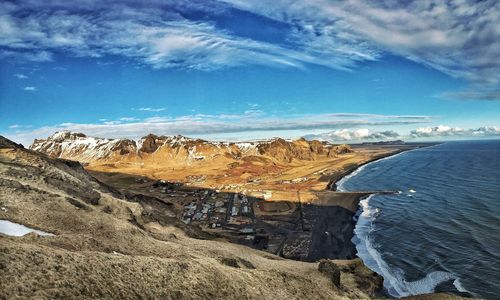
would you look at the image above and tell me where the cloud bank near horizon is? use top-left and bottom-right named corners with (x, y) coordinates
top-left (1, 0), bottom-right (499, 99)
top-left (304, 126), bottom-right (500, 143)
top-left (3, 108), bottom-right (498, 146)
top-left (410, 125), bottom-right (500, 138)
top-left (3, 112), bottom-right (430, 146)
top-left (304, 129), bottom-right (401, 142)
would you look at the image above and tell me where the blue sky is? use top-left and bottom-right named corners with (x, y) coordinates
top-left (1, 0), bottom-right (499, 145)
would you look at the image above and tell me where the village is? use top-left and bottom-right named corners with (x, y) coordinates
top-left (181, 190), bottom-right (260, 241)
top-left (146, 179), bottom-right (265, 246)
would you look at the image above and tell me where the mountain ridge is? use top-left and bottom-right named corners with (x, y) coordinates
top-left (30, 130), bottom-right (353, 164)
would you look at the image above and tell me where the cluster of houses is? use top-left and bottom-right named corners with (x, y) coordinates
top-left (181, 191), bottom-right (257, 240)
top-left (145, 179), bottom-right (267, 247)
top-left (181, 191), bottom-right (227, 225)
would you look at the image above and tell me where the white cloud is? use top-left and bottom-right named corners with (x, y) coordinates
top-left (306, 125), bottom-right (500, 142)
top-left (0, 0), bottom-right (377, 74)
top-left (23, 86), bottom-right (36, 91)
top-left (136, 107), bottom-right (166, 112)
top-left (304, 129), bottom-right (400, 142)
top-left (8, 124), bottom-right (32, 129)
top-left (0, 49), bottom-right (53, 62)
top-left (0, 1), bottom-right (366, 71)
top-left (225, 0), bottom-right (500, 100)
top-left (3, 112), bottom-right (429, 146)
top-left (439, 89), bottom-right (500, 101)
top-left (119, 117), bottom-right (139, 122)
top-left (410, 125), bottom-right (500, 138)
top-left (1, 1), bottom-right (498, 101)
top-left (14, 73), bottom-right (28, 79)
top-left (102, 121), bottom-right (121, 125)
top-left (2, 1), bottom-right (498, 98)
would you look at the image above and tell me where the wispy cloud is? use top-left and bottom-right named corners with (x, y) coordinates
top-left (119, 117), bottom-right (140, 122)
top-left (3, 112), bottom-right (431, 145)
top-left (8, 124), bottom-right (32, 129)
top-left (102, 121), bottom-right (121, 125)
top-left (1, 1), bottom-right (498, 98)
top-left (225, 0), bottom-right (500, 100)
top-left (135, 107), bottom-right (166, 112)
top-left (0, 1), bottom-right (370, 71)
top-left (14, 73), bottom-right (28, 79)
top-left (438, 88), bottom-right (500, 101)
top-left (23, 86), bottom-right (36, 91)
top-left (97, 117), bottom-right (139, 125)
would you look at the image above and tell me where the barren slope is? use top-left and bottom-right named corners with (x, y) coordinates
top-left (1, 136), bottom-right (384, 299)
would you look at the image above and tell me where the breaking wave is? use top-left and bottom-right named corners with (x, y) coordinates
top-left (352, 195), bottom-right (463, 297)
top-left (338, 142), bottom-right (497, 297)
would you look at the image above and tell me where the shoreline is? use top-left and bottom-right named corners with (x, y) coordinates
top-left (286, 146), bottom-right (427, 262)
top-left (319, 145), bottom-right (422, 293)
top-left (295, 148), bottom-right (416, 263)
top-left (327, 145), bottom-right (432, 192)
top-left (333, 143), bottom-right (472, 299)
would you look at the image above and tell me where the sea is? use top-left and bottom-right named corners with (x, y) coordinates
top-left (337, 140), bottom-right (500, 299)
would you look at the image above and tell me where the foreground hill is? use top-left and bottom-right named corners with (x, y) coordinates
top-left (0, 135), bottom-right (383, 299)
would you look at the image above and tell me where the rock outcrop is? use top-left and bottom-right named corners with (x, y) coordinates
top-left (138, 134), bottom-right (162, 153)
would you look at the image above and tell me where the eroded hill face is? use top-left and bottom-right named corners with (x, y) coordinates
top-left (0, 136), bottom-right (384, 299)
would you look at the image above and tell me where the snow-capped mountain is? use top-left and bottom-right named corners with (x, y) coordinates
top-left (30, 131), bottom-right (352, 164)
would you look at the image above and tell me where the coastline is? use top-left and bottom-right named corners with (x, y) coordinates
top-left (327, 144), bottom-right (437, 192)
top-left (276, 147), bottom-right (423, 297)
top-left (289, 148), bottom-right (417, 263)
top-left (317, 148), bottom-right (415, 260)
top-left (327, 151), bottom-right (402, 191)
top-left (296, 146), bottom-right (425, 262)
top-left (333, 143), bottom-right (472, 299)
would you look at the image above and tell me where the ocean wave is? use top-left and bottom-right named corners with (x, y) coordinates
top-left (453, 278), bottom-right (469, 293)
top-left (352, 195), bottom-right (468, 297)
top-left (341, 142), bottom-right (500, 298)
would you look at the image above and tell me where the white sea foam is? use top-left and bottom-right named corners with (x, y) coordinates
top-left (0, 220), bottom-right (55, 237)
top-left (352, 195), bottom-right (462, 297)
top-left (344, 148), bottom-right (477, 297)
top-left (453, 278), bottom-right (469, 293)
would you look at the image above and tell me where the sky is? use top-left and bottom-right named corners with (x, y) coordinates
top-left (1, 0), bottom-right (499, 145)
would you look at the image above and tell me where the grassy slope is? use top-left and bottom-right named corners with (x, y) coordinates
top-left (0, 142), bottom-right (381, 299)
